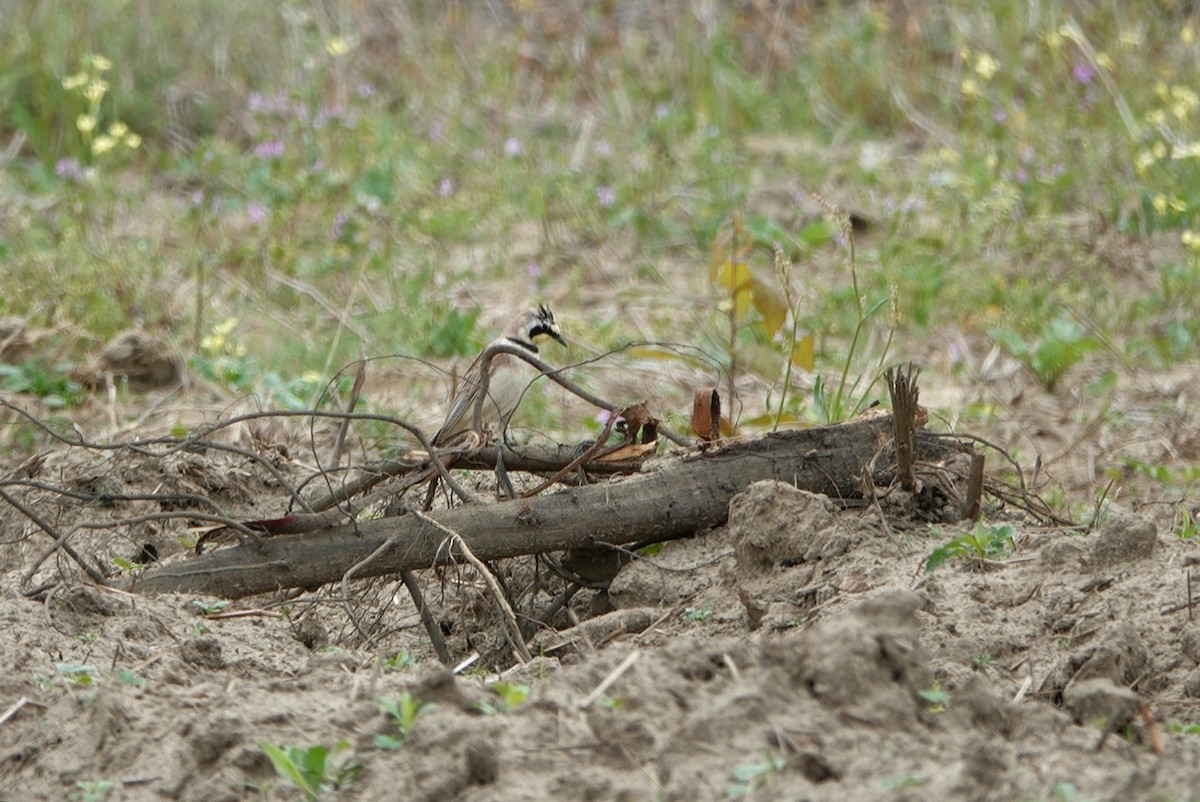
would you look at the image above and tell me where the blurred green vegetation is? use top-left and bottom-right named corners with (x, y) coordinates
top-left (1, 1), bottom-right (1198, 427)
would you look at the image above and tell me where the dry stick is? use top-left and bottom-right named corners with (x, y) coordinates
top-left (0, 697), bottom-right (30, 729)
top-left (410, 508), bottom-right (532, 664)
top-left (2, 487), bottom-right (108, 590)
top-left (520, 413), bottom-right (620, 498)
top-left (330, 358), bottom-right (367, 468)
top-left (579, 649), bottom-right (641, 709)
top-left (1139, 703), bottom-right (1165, 755)
top-left (400, 569), bottom-right (452, 665)
top-left (962, 452), bottom-right (986, 521)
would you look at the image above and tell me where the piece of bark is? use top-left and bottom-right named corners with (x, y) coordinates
top-left (132, 416), bottom-right (969, 599)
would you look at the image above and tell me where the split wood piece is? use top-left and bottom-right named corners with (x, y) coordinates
top-left (131, 416), bottom-right (971, 599)
top-left (886, 363), bottom-right (921, 492)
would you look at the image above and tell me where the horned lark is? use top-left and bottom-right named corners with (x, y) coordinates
top-left (431, 305), bottom-right (566, 447)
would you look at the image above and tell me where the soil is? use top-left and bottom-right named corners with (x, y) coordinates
top-left (2, 343), bottom-right (1200, 802)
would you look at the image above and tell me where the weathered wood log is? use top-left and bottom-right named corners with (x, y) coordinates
top-left (131, 416), bottom-right (970, 599)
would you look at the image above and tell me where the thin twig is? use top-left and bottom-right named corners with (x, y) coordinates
top-left (401, 569), bottom-right (452, 665)
top-left (330, 358), bottom-right (367, 468)
top-left (0, 697), bottom-right (32, 728)
top-left (579, 649), bottom-right (641, 709)
top-left (410, 508), bottom-right (532, 663)
top-left (2, 487), bottom-right (108, 590)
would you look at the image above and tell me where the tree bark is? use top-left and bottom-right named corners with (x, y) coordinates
top-left (132, 416), bottom-right (969, 599)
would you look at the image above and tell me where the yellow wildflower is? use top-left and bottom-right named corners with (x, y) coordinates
top-left (1182, 230), bottom-right (1200, 250)
top-left (92, 135), bottom-right (117, 155)
top-left (109, 121), bottom-right (128, 138)
top-left (89, 54), bottom-right (113, 71)
top-left (961, 77), bottom-right (980, 99)
top-left (325, 36), bottom-right (349, 57)
top-left (124, 132), bottom-right (141, 149)
top-left (76, 114), bottom-right (97, 134)
top-left (1153, 194), bottom-right (1168, 213)
top-left (62, 72), bottom-right (88, 90)
top-left (1184, 25), bottom-right (1195, 45)
top-left (1095, 52), bottom-right (1114, 72)
top-left (974, 53), bottom-right (999, 81)
top-left (83, 79), bottom-right (108, 104)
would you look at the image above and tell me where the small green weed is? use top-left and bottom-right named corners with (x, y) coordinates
top-left (56, 663), bottom-right (97, 687)
top-left (1166, 721), bottom-right (1200, 735)
top-left (809, 207), bottom-right (896, 424)
top-left (190, 599), bottom-right (232, 616)
top-left (682, 602), bottom-right (714, 623)
top-left (68, 780), bottom-right (114, 802)
top-left (989, 316), bottom-right (1099, 392)
top-left (382, 649), bottom-right (416, 671)
top-left (374, 692), bottom-right (432, 750)
top-left (117, 669), bottom-right (146, 689)
top-left (475, 681), bottom-right (530, 715)
top-left (0, 361), bottom-right (86, 408)
top-left (917, 684), bottom-right (951, 713)
top-left (728, 752), bottom-right (785, 799)
top-left (925, 523), bottom-right (1016, 572)
top-left (1176, 508), bottom-right (1200, 540)
top-left (260, 741), bottom-right (362, 801)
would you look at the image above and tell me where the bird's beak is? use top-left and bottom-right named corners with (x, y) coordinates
top-left (550, 326), bottom-right (566, 347)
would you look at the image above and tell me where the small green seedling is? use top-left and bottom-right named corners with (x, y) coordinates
top-left (56, 663), bottom-right (97, 687)
top-left (475, 681), bottom-right (530, 715)
top-left (728, 752), bottom-right (785, 799)
top-left (683, 602), bottom-right (714, 622)
top-left (989, 316), bottom-right (1099, 392)
top-left (1166, 722), bottom-right (1200, 735)
top-left (68, 780), bottom-right (114, 802)
top-left (374, 692), bottom-right (432, 749)
top-left (382, 649), bottom-right (416, 671)
top-left (925, 523), bottom-right (1015, 571)
top-left (117, 669), bottom-right (146, 688)
top-left (918, 684), bottom-right (951, 713)
top-left (260, 741), bottom-right (361, 801)
top-left (190, 599), bottom-right (232, 616)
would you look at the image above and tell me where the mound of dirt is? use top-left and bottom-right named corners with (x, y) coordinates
top-left (3, 453), bottom-right (1200, 802)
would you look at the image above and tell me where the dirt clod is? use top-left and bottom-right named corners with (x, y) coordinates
top-left (1063, 678), bottom-right (1142, 729)
top-left (1086, 512), bottom-right (1158, 568)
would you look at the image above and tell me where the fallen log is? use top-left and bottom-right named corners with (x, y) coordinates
top-left (131, 415), bottom-right (971, 598)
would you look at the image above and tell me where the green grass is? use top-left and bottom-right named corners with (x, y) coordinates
top-left (1, 1), bottom-right (1199, 447)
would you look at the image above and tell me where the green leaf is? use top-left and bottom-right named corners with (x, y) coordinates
top-left (260, 742), bottom-right (319, 800)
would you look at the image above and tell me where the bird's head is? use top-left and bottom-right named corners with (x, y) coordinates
top-left (510, 304), bottom-right (566, 350)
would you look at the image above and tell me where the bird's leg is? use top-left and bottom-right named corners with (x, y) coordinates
top-left (495, 439), bottom-right (516, 500)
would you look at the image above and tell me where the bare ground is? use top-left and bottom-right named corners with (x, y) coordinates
top-left (2, 354), bottom-right (1200, 802)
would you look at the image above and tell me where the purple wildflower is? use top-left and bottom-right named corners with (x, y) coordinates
top-left (596, 186), bottom-right (616, 208)
top-left (1072, 61), bottom-right (1097, 86)
top-left (253, 140), bottom-right (285, 159)
top-left (55, 158), bottom-right (85, 183)
top-left (247, 203), bottom-right (268, 225)
top-left (504, 136), bottom-right (524, 157)
top-left (356, 82), bottom-right (375, 99)
top-left (438, 177), bottom-right (453, 197)
top-left (330, 212), bottom-right (347, 240)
